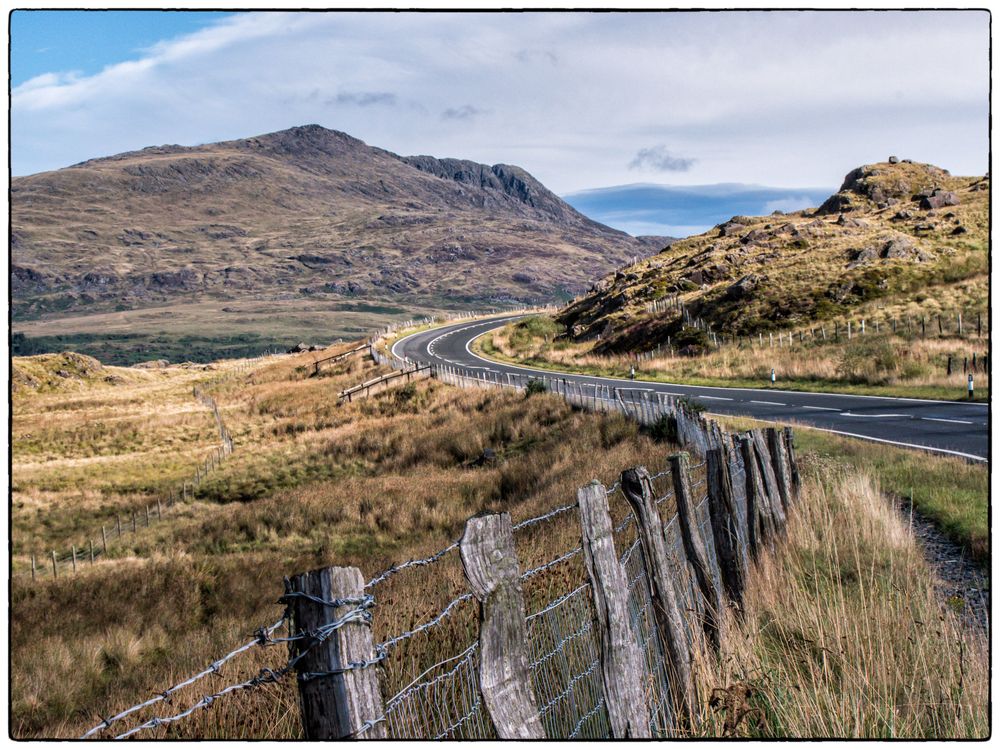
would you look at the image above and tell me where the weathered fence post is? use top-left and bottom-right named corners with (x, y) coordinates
top-left (738, 436), bottom-right (773, 558)
top-left (620, 467), bottom-right (695, 724)
top-left (31, 555), bottom-right (36, 581)
top-left (750, 430), bottom-right (787, 532)
top-left (90, 539), bottom-right (95, 564)
top-left (668, 453), bottom-right (723, 653)
top-left (284, 566), bottom-right (386, 739)
top-left (460, 513), bottom-right (544, 738)
top-left (102, 525), bottom-right (108, 553)
top-left (116, 514), bottom-right (122, 537)
top-left (765, 428), bottom-right (793, 512)
top-left (706, 446), bottom-right (746, 611)
top-left (783, 427), bottom-right (800, 499)
top-left (52, 550), bottom-right (58, 578)
top-left (576, 482), bottom-right (651, 738)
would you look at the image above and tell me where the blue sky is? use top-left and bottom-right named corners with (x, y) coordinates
top-left (11, 10), bottom-right (990, 224)
top-left (11, 11), bottom-right (234, 87)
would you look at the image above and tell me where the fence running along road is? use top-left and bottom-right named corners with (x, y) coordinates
top-left (82, 360), bottom-right (799, 739)
top-left (391, 315), bottom-right (989, 462)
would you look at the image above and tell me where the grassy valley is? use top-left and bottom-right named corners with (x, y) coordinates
top-left (10, 340), bottom-right (987, 738)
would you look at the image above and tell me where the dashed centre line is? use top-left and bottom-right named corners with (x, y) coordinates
top-left (749, 400), bottom-right (785, 406)
top-left (921, 417), bottom-right (973, 425)
top-left (801, 405), bottom-right (840, 411)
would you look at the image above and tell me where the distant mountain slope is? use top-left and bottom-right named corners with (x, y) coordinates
top-left (11, 125), bottom-right (669, 320)
top-left (558, 160), bottom-right (988, 352)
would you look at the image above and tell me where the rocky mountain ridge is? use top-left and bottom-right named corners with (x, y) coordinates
top-left (557, 160), bottom-right (988, 352)
top-left (12, 125), bottom-right (671, 321)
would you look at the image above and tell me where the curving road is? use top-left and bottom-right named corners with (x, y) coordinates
top-left (393, 315), bottom-right (989, 462)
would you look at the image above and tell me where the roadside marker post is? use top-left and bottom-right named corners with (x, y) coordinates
top-left (968, 374), bottom-right (974, 400)
top-left (770, 368), bottom-right (776, 385)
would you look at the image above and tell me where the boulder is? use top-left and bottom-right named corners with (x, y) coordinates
top-left (952, 225), bottom-right (968, 235)
top-left (920, 189), bottom-right (960, 210)
top-left (288, 342), bottom-right (310, 353)
top-left (723, 273), bottom-right (761, 301)
top-left (888, 155), bottom-right (899, 164)
top-left (133, 359), bottom-right (170, 369)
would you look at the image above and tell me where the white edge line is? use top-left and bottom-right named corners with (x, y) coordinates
top-left (922, 417), bottom-right (974, 425)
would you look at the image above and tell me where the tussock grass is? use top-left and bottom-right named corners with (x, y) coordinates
top-left (696, 465), bottom-right (987, 738)
top-left (11, 341), bottom-right (987, 738)
top-left (484, 313), bottom-right (989, 401)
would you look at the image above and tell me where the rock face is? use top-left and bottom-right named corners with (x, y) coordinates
top-left (557, 158), bottom-right (986, 349)
top-left (12, 125), bottom-right (658, 320)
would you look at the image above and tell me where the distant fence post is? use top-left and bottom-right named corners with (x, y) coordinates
top-left (51, 550), bottom-right (57, 578)
top-left (284, 565), bottom-right (386, 739)
top-left (620, 466), bottom-right (695, 724)
top-left (706, 447), bottom-right (746, 612)
top-left (576, 482), bottom-right (651, 738)
top-left (668, 453), bottom-right (723, 653)
top-left (460, 513), bottom-right (545, 739)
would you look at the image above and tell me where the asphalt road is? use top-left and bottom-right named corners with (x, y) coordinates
top-left (393, 315), bottom-right (989, 462)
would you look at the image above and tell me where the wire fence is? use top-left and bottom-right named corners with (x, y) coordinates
top-left (19, 352), bottom-right (278, 582)
top-left (76, 320), bottom-right (794, 740)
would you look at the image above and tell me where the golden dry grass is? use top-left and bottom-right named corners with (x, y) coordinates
top-left (10, 340), bottom-right (987, 739)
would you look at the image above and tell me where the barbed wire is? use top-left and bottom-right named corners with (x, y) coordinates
top-left (81, 615), bottom-right (287, 739)
top-left (365, 539), bottom-right (461, 589)
top-left (512, 501), bottom-right (578, 532)
top-left (376, 592), bottom-right (476, 653)
top-left (520, 545), bottom-right (583, 581)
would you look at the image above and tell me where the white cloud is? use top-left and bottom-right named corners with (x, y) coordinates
top-left (11, 11), bottom-right (990, 192)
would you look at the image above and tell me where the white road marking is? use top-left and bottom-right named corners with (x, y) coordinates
top-left (801, 405), bottom-right (840, 411)
top-left (921, 417), bottom-right (973, 425)
top-left (841, 412), bottom-right (907, 418)
top-left (700, 396), bottom-right (733, 401)
top-left (749, 400), bottom-right (785, 406)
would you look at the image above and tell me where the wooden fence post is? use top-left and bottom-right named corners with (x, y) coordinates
top-left (116, 514), bottom-right (122, 537)
top-left (576, 482), bottom-right (651, 738)
top-left (668, 453), bottom-right (723, 653)
top-left (706, 446), bottom-right (746, 611)
top-left (284, 566), bottom-right (386, 739)
top-left (90, 539), bottom-right (95, 564)
top-left (52, 550), bottom-right (58, 578)
top-left (460, 513), bottom-right (545, 739)
top-left (750, 430), bottom-right (787, 532)
top-left (31, 555), bottom-right (36, 581)
top-left (782, 427), bottom-right (800, 499)
top-left (620, 467), bottom-right (694, 723)
top-left (738, 436), bottom-right (773, 558)
top-left (765, 428), bottom-right (792, 512)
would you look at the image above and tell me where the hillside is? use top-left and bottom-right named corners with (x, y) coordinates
top-left (11, 125), bottom-right (670, 323)
top-left (558, 160), bottom-right (988, 352)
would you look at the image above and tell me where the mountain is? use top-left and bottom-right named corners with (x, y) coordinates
top-left (561, 183), bottom-right (835, 238)
top-left (11, 125), bottom-right (671, 321)
top-left (557, 160), bottom-right (988, 352)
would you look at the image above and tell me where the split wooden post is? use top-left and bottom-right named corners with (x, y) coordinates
top-left (765, 428), bottom-right (793, 513)
top-left (750, 430), bottom-right (787, 532)
top-left (620, 466), bottom-right (695, 723)
top-left (576, 482), bottom-right (651, 737)
top-left (459, 513), bottom-right (545, 739)
top-left (284, 566), bottom-right (386, 739)
top-left (52, 550), bottom-right (58, 578)
top-left (668, 453), bottom-right (723, 653)
top-left (783, 427), bottom-right (800, 499)
top-left (738, 436), bottom-right (774, 558)
top-left (706, 447), bottom-right (746, 612)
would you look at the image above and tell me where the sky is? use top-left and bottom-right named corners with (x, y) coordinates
top-left (10, 10), bottom-right (990, 218)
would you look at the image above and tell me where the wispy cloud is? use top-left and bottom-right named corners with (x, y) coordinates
top-left (628, 146), bottom-right (696, 173)
top-left (334, 91), bottom-right (397, 107)
top-left (441, 104), bottom-right (486, 121)
top-left (10, 11), bottom-right (989, 189)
